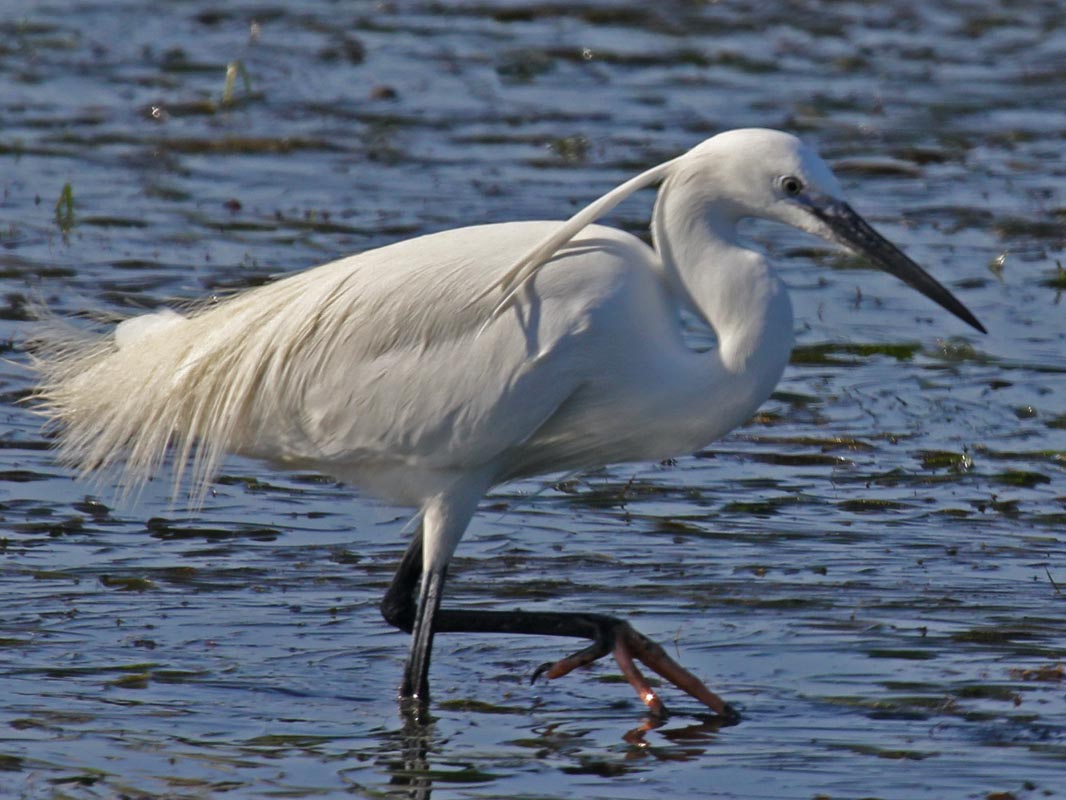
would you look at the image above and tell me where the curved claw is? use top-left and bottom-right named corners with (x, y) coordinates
top-left (531, 661), bottom-right (552, 685)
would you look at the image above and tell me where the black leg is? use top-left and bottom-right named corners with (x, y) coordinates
top-left (381, 530), bottom-right (623, 643)
top-left (379, 529), bottom-right (738, 723)
top-left (380, 530), bottom-right (443, 712)
top-left (402, 565), bottom-right (445, 702)
top-left (381, 532), bottom-right (423, 634)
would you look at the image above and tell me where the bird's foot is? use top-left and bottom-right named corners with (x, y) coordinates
top-left (532, 619), bottom-right (739, 724)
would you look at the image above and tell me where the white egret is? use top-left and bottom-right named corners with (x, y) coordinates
top-left (30, 129), bottom-right (984, 723)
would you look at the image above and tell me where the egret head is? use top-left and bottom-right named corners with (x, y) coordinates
top-left (684, 129), bottom-right (986, 333)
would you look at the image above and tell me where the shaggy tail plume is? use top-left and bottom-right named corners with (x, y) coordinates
top-left (28, 307), bottom-right (207, 502)
top-left (27, 252), bottom-right (377, 506)
top-left (27, 284), bottom-right (309, 506)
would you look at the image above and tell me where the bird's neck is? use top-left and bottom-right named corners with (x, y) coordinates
top-left (651, 173), bottom-right (795, 386)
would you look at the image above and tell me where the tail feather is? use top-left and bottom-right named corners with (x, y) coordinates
top-left (114, 307), bottom-right (186, 350)
top-left (29, 307), bottom-right (200, 501)
top-left (28, 296), bottom-right (297, 504)
top-left (27, 256), bottom-right (400, 505)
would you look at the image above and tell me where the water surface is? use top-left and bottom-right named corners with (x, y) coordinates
top-left (1, 2), bottom-right (1064, 798)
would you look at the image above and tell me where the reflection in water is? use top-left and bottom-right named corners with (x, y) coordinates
top-left (388, 716), bottom-right (435, 800)
top-left (623, 714), bottom-right (665, 749)
top-left (372, 705), bottom-right (732, 797)
top-left (624, 714), bottom-right (731, 762)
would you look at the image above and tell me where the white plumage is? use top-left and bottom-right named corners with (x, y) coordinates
top-left (30, 129), bottom-right (983, 717)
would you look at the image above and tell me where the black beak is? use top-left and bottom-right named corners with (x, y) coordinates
top-left (807, 199), bottom-right (986, 334)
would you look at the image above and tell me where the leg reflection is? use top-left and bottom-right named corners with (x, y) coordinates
top-left (385, 715), bottom-right (434, 800)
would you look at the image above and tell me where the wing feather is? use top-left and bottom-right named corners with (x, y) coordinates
top-left (30, 222), bottom-right (648, 505)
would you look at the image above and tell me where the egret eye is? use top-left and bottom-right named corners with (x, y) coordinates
top-left (780, 175), bottom-right (804, 196)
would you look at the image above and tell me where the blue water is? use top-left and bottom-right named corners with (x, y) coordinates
top-left (1, 2), bottom-right (1064, 798)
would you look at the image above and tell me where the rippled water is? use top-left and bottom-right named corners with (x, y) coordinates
top-left (1, 2), bottom-right (1064, 798)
